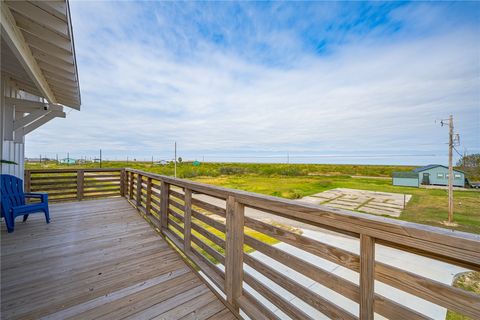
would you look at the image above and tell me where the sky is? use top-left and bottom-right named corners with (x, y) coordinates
top-left (26, 1), bottom-right (480, 165)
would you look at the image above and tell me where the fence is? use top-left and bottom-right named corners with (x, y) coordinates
top-left (25, 168), bottom-right (124, 202)
top-left (25, 168), bottom-right (480, 319)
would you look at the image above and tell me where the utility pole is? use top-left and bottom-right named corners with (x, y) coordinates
top-left (174, 141), bottom-right (177, 178)
top-left (440, 115), bottom-right (457, 225)
top-left (67, 152), bottom-right (69, 166)
top-left (99, 149), bottom-right (102, 168)
top-left (287, 152), bottom-right (290, 164)
top-left (448, 115), bottom-right (453, 224)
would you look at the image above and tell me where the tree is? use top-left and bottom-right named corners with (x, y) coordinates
top-left (178, 157), bottom-right (183, 163)
top-left (457, 153), bottom-right (480, 181)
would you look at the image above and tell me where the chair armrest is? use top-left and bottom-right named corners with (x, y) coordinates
top-left (25, 193), bottom-right (48, 202)
top-left (25, 193), bottom-right (44, 198)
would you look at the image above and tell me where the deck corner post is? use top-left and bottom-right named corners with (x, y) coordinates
top-left (160, 181), bottom-right (170, 229)
top-left (360, 234), bottom-right (375, 320)
top-left (183, 188), bottom-right (192, 251)
top-left (145, 177), bottom-right (152, 215)
top-left (128, 171), bottom-right (134, 200)
top-left (119, 169), bottom-right (126, 197)
top-left (136, 173), bottom-right (142, 207)
top-left (24, 170), bottom-right (31, 193)
top-left (225, 195), bottom-right (245, 312)
top-left (76, 170), bottom-right (84, 201)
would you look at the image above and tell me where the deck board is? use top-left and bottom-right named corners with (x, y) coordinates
top-left (1, 198), bottom-right (235, 320)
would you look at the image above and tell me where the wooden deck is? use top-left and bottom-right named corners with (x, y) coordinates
top-left (1, 198), bottom-right (236, 320)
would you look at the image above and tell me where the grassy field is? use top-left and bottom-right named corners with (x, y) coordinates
top-left (26, 161), bottom-right (480, 234)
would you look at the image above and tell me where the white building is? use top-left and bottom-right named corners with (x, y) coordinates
top-left (1, 0), bottom-right (81, 178)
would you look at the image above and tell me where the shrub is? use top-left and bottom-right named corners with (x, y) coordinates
top-left (219, 166), bottom-right (246, 175)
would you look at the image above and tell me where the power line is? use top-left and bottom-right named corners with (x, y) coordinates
top-left (453, 146), bottom-right (463, 158)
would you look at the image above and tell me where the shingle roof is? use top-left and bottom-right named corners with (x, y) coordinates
top-left (413, 164), bottom-right (465, 174)
top-left (413, 164), bottom-right (441, 172)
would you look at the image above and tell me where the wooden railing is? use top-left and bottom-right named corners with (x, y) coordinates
top-left (25, 168), bottom-right (480, 319)
top-left (25, 168), bottom-right (124, 202)
top-left (122, 168), bottom-right (480, 320)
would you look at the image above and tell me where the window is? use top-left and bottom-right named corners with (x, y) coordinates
top-left (454, 174), bottom-right (462, 179)
top-left (437, 173), bottom-right (444, 179)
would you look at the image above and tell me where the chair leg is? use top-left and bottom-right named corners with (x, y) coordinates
top-left (23, 214), bottom-right (29, 222)
top-left (44, 206), bottom-right (50, 224)
top-left (4, 214), bottom-right (14, 233)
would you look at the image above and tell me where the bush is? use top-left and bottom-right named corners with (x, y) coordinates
top-left (219, 166), bottom-right (247, 175)
top-left (278, 167), bottom-right (302, 176)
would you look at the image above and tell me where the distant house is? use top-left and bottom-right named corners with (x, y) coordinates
top-left (59, 158), bottom-right (76, 165)
top-left (393, 164), bottom-right (466, 188)
top-left (155, 160), bottom-right (169, 165)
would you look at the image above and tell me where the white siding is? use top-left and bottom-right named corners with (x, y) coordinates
top-left (1, 140), bottom-right (24, 179)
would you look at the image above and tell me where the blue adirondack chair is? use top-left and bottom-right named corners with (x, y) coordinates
top-left (1, 174), bottom-right (50, 233)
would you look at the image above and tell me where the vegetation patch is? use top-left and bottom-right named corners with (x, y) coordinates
top-left (26, 161), bottom-right (480, 233)
top-left (446, 271), bottom-right (480, 320)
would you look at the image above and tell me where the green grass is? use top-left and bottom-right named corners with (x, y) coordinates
top-left (446, 271), bottom-right (480, 320)
top-left (26, 161), bottom-right (418, 178)
top-left (26, 161), bottom-right (480, 234)
top-left (192, 175), bottom-right (480, 234)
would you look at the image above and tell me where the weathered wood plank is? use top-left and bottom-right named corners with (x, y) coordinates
top-left (0, 198), bottom-right (234, 320)
top-left (225, 196), bottom-right (244, 311)
top-left (243, 254), bottom-right (356, 320)
top-left (160, 181), bottom-right (170, 228)
top-left (184, 188), bottom-right (193, 252)
top-left (360, 234), bottom-right (375, 320)
top-left (243, 272), bottom-right (312, 320)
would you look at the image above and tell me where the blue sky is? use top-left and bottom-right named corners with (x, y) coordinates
top-left (26, 1), bottom-right (480, 165)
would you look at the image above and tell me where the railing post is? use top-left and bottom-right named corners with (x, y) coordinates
top-left (183, 188), bottom-right (192, 251)
top-left (146, 177), bottom-right (152, 215)
top-left (360, 234), bottom-right (375, 320)
top-left (136, 174), bottom-right (142, 207)
top-left (119, 169), bottom-right (126, 197)
top-left (225, 195), bottom-right (244, 311)
top-left (24, 170), bottom-right (31, 193)
top-left (129, 172), bottom-right (134, 200)
top-left (76, 170), bottom-right (84, 201)
top-left (160, 181), bottom-right (169, 229)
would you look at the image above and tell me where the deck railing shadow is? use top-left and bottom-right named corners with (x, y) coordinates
top-left (25, 168), bottom-right (480, 320)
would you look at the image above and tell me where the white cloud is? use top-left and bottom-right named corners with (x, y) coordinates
top-left (26, 2), bottom-right (479, 164)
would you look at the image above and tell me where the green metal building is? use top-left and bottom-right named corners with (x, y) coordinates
top-left (393, 164), bottom-right (466, 188)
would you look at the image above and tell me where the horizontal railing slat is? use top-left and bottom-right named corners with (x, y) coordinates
top-left (243, 272), bottom-right (313, 320)
top-left (191, 209), bottom-right (226, 233)
top-left (244, 254), bottom-right (357, 320)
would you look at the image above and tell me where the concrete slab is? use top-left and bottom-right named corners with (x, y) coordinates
top-left (298, 188), bottom-right (412, 217)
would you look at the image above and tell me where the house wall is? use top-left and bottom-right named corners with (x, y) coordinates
top-left (1, 76), bottom-right (25, 179)
top-left (1, 140), bottom-right (24, 178)
top-left (393, 177), bottom-right (419, 187)
top-left (418, 167), bottom-right (465, 187)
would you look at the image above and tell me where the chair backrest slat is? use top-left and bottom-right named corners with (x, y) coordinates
top-left (1, 175), bottom-right (26, 210)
